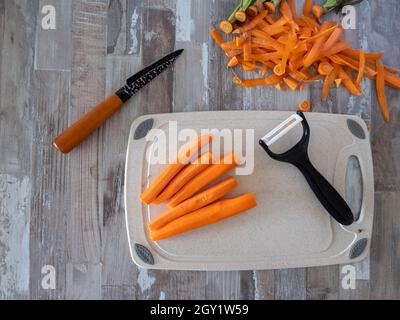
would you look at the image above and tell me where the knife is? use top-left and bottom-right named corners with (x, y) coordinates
top-left (53, 49), bottom-right (184, 154)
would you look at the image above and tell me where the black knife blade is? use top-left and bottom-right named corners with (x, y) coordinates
top-left (116, 49), bottom-right (184, 102)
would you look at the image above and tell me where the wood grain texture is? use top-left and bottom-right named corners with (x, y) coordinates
top-left (0, 0), bottom-right (399, 300)
top-left (0, 0), bottom-right (37, 300)
top-left (35, 0), bottom-right (72, 71)
top-left (29, 70), bottom-right (70, 300)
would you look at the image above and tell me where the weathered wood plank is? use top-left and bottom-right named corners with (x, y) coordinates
top-left (0, 174), bottom-right (31, 300)
top-left (34, 0), bottom-right (72, 71)
top-left (205, 272), bottom-right (254, 300)
top-left (66, 263), bottom-right (102, 300)
top-left (275, 268), bottom-right (306, 300)
top-left (369, 192), bottom-right (400, 299)
top-left (66, 0), bottom-right (108, 299)
top-left (29, 70), bottom-right (70, 300)
top-left (0, 0), bottom-right (37, 175)
top-left (107, 0), bottom-right (141, 55)
top-left (306, 266), bottom-right (339, 300)
top-left (252, 270), bottom-right (274, 300)
top-left (100, 55), bottom-right (142, 299)
top-left (0, 0), bottom-right (38, 300)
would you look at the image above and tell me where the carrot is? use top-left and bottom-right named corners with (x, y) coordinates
top-left (303, 0), bottom-right (313, 17)
top-left (337, 66), bottom-right (362, 96)
top-left (303, 22), bottom-right (332, 68)
top-left (150, 193), bottom-right (257, 241)
top-left (209, 29), bottom-right (224, 47)
top-left (312, 5), bottom-right (325, 19)
top-left (342, 48), bottom-right (384, 61)
top-left (298, 100), bottom-right (311, 112)
top-left (322, 67), bottom-right (338, 102)
top-left (168, 152), bottom-right (240, 208)
top-left (384, 71), bottom-right (400, 89)
top-left (274, 64), bottom-right (286, 76)
top-left (376, 60), bottom-right (390, 122)
top-left (356, 50), bottom-right (365, 86)
top-left (304, 25), bottom-right (336, 43)
top-left (219, 20), bottom-right (233, 34)
top-left (318, 61), bottom-right (334, 75)
top-left (149, 177), bottom-right (238, 231)
top-left (243, 41), bottom-right (252, 62)
top-left (140, 134), bottom-right (213, 205)
top-left (239, 74), bottom-right (280, 87)
top-left (246, 6), bottom-right (258, 17)
top-left (329, 54), bottom-right (377, 78)
top-left (264, 2), bottom-right (276, 14)
top-left (153, 152), bottom-right (213, 205)
top-left (228, 56), bottom-right (240, 68)
top-left (283, 77), bottom-right (298, 91)
top-left (322, 26), bottom-right (343, 51)
top-left (235, 10), bottom-right (247, 22)
top-left (234, 10), bottom-right (269, 34)
top-left (288, 0), bottom-right (297, 19)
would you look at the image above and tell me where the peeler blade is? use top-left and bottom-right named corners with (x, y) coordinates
top-left (261, 113), bottom-right (303, 147)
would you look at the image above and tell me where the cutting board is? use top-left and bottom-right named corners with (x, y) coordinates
top-left (124, 111), bottom-right (374, 271)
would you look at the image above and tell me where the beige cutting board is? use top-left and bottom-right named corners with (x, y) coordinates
top-left (124, 111), bottom-right (374, 271)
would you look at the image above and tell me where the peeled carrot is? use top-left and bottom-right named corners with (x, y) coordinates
top-left (150, 193), bottom-right (257, 241)
top-left (168, 152), bottom-right (240, 208)
top-left (264, 2), bottom-right (276, 14)
top-left (342, 48), bottom-right (384, 61)
top-left (303, 22), bottom-right (331, 68)
top-left (312, 5), bottom-right (325, 19)
top-left (322, 67), bottom-right (338, 102)
top-left (239, 74), bottom-right (280, 87)
top-left (235, 10), bottom-right (247, 22)
top-left (243, 41), bottom-right (252, 62)
top-left (247, 6), bottom-right (258, 17)
top-left (153, 152), bottom-right (213, 205)
top-left (303, 0), bottom-right (313, 17)
top-left (337, 66), bottom-right (362, 96)
top-left (322, 26), bottom-right (343, 51)
top-left (283, 77), bottom-right (298, 91)
top-left (228, 56), bottom-right (240, 68)
top-left (288, 0), bottom-right (297, 19)
top-left (318, 61), bottom-right (334, 75)
top-left (234, 10), bottom-right (269, 34)
top-left (384, 71), bottom-right (400, 89)
top-left (219, 20), bottom-right (233, 34)
top-left (149, 177), bottom-right (238, 231)
top-left (376, 60), bottom-right (390, 122)
top-left (356, 50), bottom-right (365, 86)
top-left (209, 29), bottom-right (224, 47)
top-left (298, 100), bottom-right (311, 112)
top-left (140, 134), bottom-right (213, 205)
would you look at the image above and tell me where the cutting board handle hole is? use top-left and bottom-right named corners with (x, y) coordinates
top-left (345, 155), bottom-right (363, 221)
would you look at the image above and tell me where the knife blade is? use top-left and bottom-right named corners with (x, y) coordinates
top-left (53, 49), bottom-right (184, 154)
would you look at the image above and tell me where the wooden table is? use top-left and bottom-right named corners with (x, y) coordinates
top-left (0, 0), bottom-right (399, 300)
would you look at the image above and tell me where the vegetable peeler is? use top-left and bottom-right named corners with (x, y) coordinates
top-left (259, 111), bottom-right (354, 226)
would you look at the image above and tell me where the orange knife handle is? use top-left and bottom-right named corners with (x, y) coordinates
top-left (53, 93), bottom-right (124, 154)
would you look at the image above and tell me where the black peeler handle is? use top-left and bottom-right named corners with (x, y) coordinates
top-left (259, 111), bottom-right (354, 226)
top-left (293, 155), bottom-right (354, 226)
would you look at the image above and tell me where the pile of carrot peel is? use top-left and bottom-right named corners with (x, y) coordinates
top-left (140, 134), bottom-right (257, 241)
top-left (210, 0), bottom-right (400, 122)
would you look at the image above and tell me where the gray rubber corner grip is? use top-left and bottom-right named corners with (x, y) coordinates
top-left (349, 238), bottom-right (368, 260)
top-left (135, 243), bottom-right (155, 265)
top-left (134, 118), bottom-right (154, 140)
top-left (347, 119), bottom-right (366, 140)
